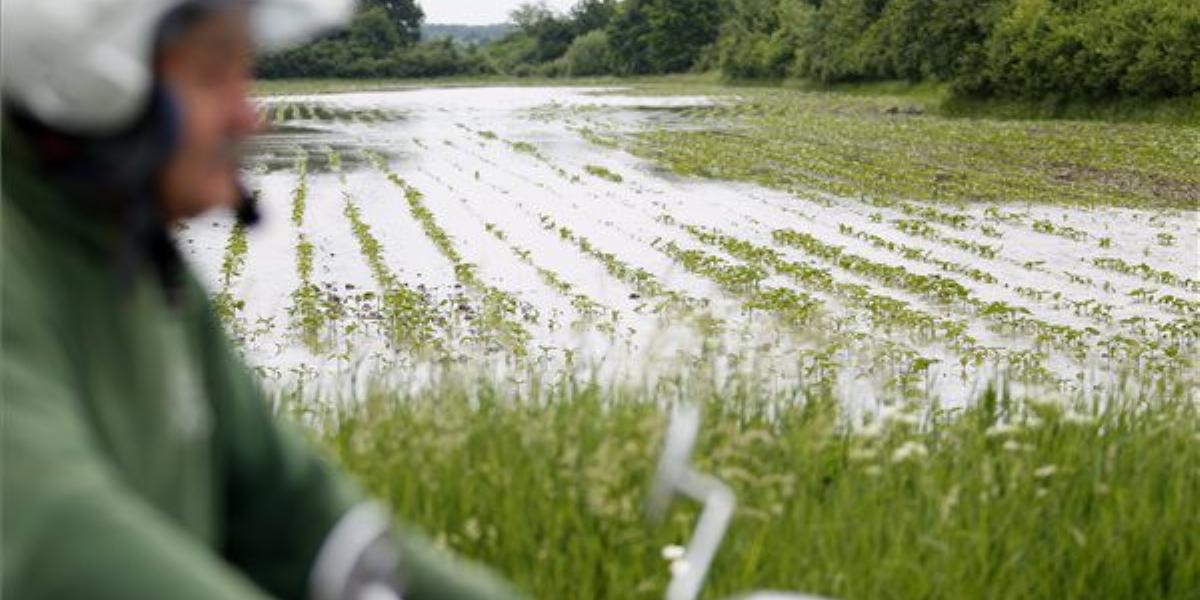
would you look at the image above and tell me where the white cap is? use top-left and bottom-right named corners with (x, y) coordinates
top-left (0, 0), bottom-right (354, 135)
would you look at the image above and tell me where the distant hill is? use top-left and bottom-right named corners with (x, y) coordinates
top-left (421, 23), bottom-right (513, 45)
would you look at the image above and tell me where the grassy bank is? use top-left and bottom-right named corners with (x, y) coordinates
top-left (286, 370), bottom-right (1199, 600)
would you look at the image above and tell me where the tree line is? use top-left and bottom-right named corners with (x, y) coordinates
top-left (258, 0), bottom-right (1199, 100)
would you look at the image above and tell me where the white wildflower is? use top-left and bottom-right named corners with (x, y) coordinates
top-left (939, 485), bottom-right (960, 521)
top-left (880, 404), bottom-right (920, 427)
top-left (661, 545), bottom-right (686, 561)
top-left (1034, 464), bottom-right (1058, 479)
top-left (669, 559), bottom-right (691, 578)
top-left (1068, 526), bottom-right (1087, 548)
top-left (1002, 439), bottom-right (1032, 452)
top-left (986, 423), bottom-right (1022, 438)
top-left (463, 518), bottom-right (481, 541)
top-left (891, 441), bottom-right (928, 463)
top-left (859, 419), bottom-right (885, 439)
top-left (1061, 410), bottom-right (1093, 426)
top-left (1027, 395), bottom-right (1059, 410)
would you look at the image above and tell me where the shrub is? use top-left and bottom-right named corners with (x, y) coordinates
top-left (563, 30), bottom-right (613, 76)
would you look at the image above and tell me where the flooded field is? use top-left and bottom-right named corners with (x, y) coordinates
top-left (180, 85), bottom-right (1197, 407)
top-left (177, 84), bottom-right (1199, 599)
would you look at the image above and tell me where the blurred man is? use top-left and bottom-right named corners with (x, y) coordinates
top-left (1, 2), bottom-right (523, 598)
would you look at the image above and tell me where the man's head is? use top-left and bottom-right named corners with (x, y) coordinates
top-left (155, 4), bottom-right (260, 221)
top-left (2, 0), bottom-right (352, 219)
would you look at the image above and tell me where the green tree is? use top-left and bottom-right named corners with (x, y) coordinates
top-left (643, 0), bottom-right (724, 73)
top-left (363, 0), bottom-right (424, 45)
top-left (570, 0), bottom-right (619, 35)
top-left (351, 7), bottom-right (403, 58)
top-left (607, 0), bottom-right (655, 74)
top-left (717, 0), bottom-right (814, 79)
top-left (508, 2), bottom-right (577, 63)
top-left (563, 29), bottom-right (613, 75)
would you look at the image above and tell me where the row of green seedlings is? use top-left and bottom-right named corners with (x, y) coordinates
top-left (269, 103), bottom-right (295, 124)
top-left (981, 206), bottom-right (1089, 242)
top-left (767, 226), bottom-right (1193, 370)
top-left (535, 214), bottom-right (746, 369)
top-left (534, 214), bottom-right (713, 322)
top-left (469, 126), bottom-right (627, 186)
top-left (439, 132), bottom-right (562, 197)
top-left (270, 103), bottom-right (315, 123)
top-left (853, 216), bottom-right (1195, 343)
top-left (890, 214), bottom-right (1142, 303)
top-left (894, 210), bottom-right (1193, 315)
top-left (985, 208), bottom-right (1158, 251)
top-left (371, 155), bottom-right (537, 356)
top-left (856, 192), bottom-right (1098, 247)
top-left (329, 149), bottom-right (444, 352)
top-left (395, 159), bottom-right (587, 349)
top-left (471, 127), bottom-right (575, 181)
top-left (288, 151), bottom-right (352, 352)
top-left (653, 239), bottom-right (823, 326)
top-left (655, 230), bottom-right (981, 357)
top-left (889, 218), bottom-right (1000, 259)
top-left (483, 223), bottom-right (620, 336)
top-left (1092, 256), bottom-right (1200, 295)
top-left (573, 126), bottom-right (620, 150)
top-left (211, 196), bottom-right (252, 337)
top-left (287, 151), bottom-right (329, 351)
top-left (407, 159), bottom-right (610, 337)
top-left (269, 103), bottom-right (392, 125)
top-left (679, 223), bottom-right (1080, 383)
top-left (479, 131), bottom-right (652, 220)
top-left (837, 223), bottom-right (1121, 324)
top-left (650, 231), bottom-right (993, 394)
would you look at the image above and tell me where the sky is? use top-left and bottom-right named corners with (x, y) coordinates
top-left (422, 0), bottom-right (578, 25)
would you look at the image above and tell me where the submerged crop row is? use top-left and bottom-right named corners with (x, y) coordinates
top-left (330, 150), bottom-right (443, 352)
top-left (372, 153), bottom-right (538, 356)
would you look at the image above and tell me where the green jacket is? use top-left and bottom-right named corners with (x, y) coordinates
top-left (1, 127), bottom-right (522, 600)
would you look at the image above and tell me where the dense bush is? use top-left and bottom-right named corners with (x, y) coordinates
top-left (715, 0), bottom-right (1198, 100)
top-left (562, 30), bottom-right (613, 76)
top-left (484, 0), bottom-right (722, 77)
top-left (964, 0), bottom-right (1200, 99)
top-left (717, 0), bottom-right (812, 79)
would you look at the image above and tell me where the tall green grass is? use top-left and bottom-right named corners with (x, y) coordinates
top-left (280, 367), bottom-right (1199, 599)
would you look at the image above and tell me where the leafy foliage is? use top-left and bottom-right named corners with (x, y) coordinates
top-left (716, 0), bottom-right (1198, 100)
